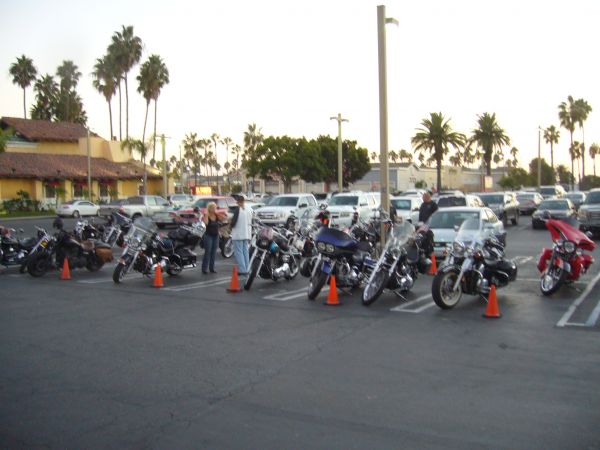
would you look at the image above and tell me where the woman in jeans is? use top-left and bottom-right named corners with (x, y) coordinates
top-left (201, 202), bottom-right (225, 274)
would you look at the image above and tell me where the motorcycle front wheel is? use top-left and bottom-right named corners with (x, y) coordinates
top-left (362, 268), bottom-right (389, 306)
top-left (112, 262), bottom-right (129, 283)
top-left (244, 258), bottom-right (261, 290)
top-left (285, 255), bottom-right (300, 280)
top-left (27, 254), bottom-right (51, 278)
top-left (307, 268), bottom-right (328, 300)
top-left (220, 237), bottom-right (234, 258)
top-left (432, 268), bottom-right (463, 309)
top-left (540, 266), bottom-right (566, 296)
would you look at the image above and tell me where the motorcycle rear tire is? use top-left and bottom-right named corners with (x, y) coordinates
top-left (86, 257), bottom-right (104, 272)
top-left (112, 262), bottom-right (128, 284)
top-left (540, 266), bottom-right (566, 296)
top-left (362, 269), bottom-right (389, 306)
top-left (307, 270), bottom-right (328, 300)
top-left (244, 258), bottom-right (261, 290)
top-left (221, 237), bottom-right (234, 258)
top-left (27, 254), bottom-right (51, 278)
top-left (432, 267), bottom-right (463, 309)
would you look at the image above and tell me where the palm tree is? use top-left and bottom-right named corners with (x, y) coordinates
top-left (31, 74), bottom-right (58, 120)
top-left (243, 123), bottom-right (264, 192)
top-left (468, 112), bottom-right (511, 177)
top-left (109, 25), bottom-right (143, 140)
top-left (92, 55), bottom-right (118, 139)
top-left (182, 133), bottom-right (200, 185)
top-left (398, 149), bottom-right (413, 163)
top-left (370, 151), bottom-right (378, 161)
top-left (509, 146), bottom-right (519, 168)
top-left (121, 138), bottom-right (149, 194)
top-left (589, 143), bottom-right (600, 177)
top-left (574, 98), bottom-right (592, 178)
top-left (56, 60), bottom-right (82, 122)
top-left (9, 55), bottom-right (37, 119)
top-left (411, 112), bottom-right (466, 190)
top-left (558, 96), bottom-right (577, 188)
top-left (543, 125), bottom-right (560, 170)
top-left (569, 141), bottom-right (583, 183)
top-left (222, 136), bottom-right (233, 183)
top-left (388, 150), bottom-right (398, 164)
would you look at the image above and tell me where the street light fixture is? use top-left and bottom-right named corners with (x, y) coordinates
top-left (330, 113), bottom-right (348, 192)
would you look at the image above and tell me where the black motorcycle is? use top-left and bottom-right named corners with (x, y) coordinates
top-left (0, 226), bottom-right (38, 272)
top-left (99, 211), bottom-right (132, 248)
top-left (113, 217), bottom-right (205, 283)
top-left (431, 218), bottom-right (517, 309)
top-left (27, 218), bottom-right (113, 277)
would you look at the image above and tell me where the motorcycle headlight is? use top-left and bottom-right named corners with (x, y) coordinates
top-left (452, 241), bottom-right (465, 255)
top-left (325, 244), bottom-right (335, 253)
top-left (317, 242), bottom-right (326, 252)
top-left (563, 240), bottom-right (576, 253)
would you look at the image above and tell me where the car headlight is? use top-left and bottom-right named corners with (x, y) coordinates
top-left (563, 240), bottom-right (576, 253)
top-left (452, 241), bottom-right (465, 255)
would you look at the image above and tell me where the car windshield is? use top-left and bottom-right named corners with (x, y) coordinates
top-left (478, 194), bottom-right (504, 205)
top-left (429, 211), bottom-right (480, 228)
top-left (390, 199), bottom-right (411, 210)
top-left (269, 196), bottom-right (298, 207)
top-left (517, 194), bottom-right (534, 201)
top-left (585, 191), bottom-right (600, 204)
top-left (61, 200), bottom-right (76, 205)
top-left (539, 200), bottom-right (568, 210)
top-left (566, 193), bottom-right (583, 200)
top-left (193, 198), bottom-right (218, 208)
top-left (437, 196), bottom-right (466, 207)
top-left (540, 187), bottom-right (556, 195)
top-left (329, 196), bottom-right (358, 206)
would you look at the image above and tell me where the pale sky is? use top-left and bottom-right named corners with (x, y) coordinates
top-left (2, 0), bottom-right (599, 174)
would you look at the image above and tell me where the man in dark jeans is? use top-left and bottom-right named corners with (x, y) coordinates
top-left (418, 191), bottom-right (438, 224)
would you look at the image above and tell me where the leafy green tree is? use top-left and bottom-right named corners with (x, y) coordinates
top-left (0, 127), bottom-right (14, 152)
top-left (556, 164), bottom-right (573, 186)
top-left (92, 54), bottom-right (118, 139)
top-left (109, 25), bottom-right (143, 140)
top-left (589, 143), bottom-right (600, 176)
top-left (469, 112), bottom-right (510, 176)
top-left (137, 54), bottom-right (169, 162)
top-left (312, 135), bottom-right (370, 191)
top-left (9, 55), bottom-right (37, 119)
top-left (529, 158), bottom-right (556, 185)
top-left (498, 167), bottom-right (533, 189)
top-left (580, 175), bottom-right (600, 190)
top-left (411, 112), bottom-right (466, 190)
top-left (543, 125), bottom-right (560, 170)
top-left (31, 74), bottom-right (58, 120)
top-left (243, 123), bottom-right (264, 192)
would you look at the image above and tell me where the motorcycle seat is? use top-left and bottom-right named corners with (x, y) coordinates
top-left (20, 237), bottom-right (38, 249)
top-left (95, 242), bottom-right (112, 250)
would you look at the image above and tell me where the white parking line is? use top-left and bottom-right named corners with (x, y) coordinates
top-left (390, 294), bottom-right (434, 313)
top-left (585, 299), bottom-right (600, 327)
top-left (557, 270), bottom-right (600, 327)
top-left (511, 256), bottom-right (533, 265)
top-left (263, 287), bottom-right (307, 301)
top-left (78, 279), bottom-right (115, 284)
top-left (163, 277), bottom-right (231, 292)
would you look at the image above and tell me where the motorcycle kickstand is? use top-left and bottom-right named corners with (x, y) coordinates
top-left (392, 289), bottom-right (406, 301)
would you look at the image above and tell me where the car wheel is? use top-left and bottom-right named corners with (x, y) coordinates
top-left (511, 211), bottom-right (518, 226)
top-left (72, 210), bottom-right (80, 218)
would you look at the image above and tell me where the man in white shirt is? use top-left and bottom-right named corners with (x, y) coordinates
top-left (230, 194), bottom-right (253, 275)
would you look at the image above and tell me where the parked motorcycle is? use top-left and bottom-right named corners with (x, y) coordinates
top-left (307, 221), bottom-right (375, 300)
top-left (243, 222), bottom-right (301, 290)
top-left (99, 211), bottom-right (132, 248)
top-left (113, 217), bottom-right (205, 283)
top-left (73, 219), bottom-right (101, 241)
top-left (431, 218), bottom-right (517, 309)
top-left (362, 220), bottom-right (432, 306)
top-left (537, 214), bottom-right (595, 295)
top-left (27, 218), bottom-right (113, 277)
top-left (0, 226), bottom-right (38, 271)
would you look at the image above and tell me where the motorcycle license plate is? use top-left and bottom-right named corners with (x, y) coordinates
top-left (322, 261), bottom-right (331, 274)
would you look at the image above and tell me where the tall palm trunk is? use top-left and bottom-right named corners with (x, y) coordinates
top-left (124, 73), bottom-right (129, 140)
top-left (107, 100), bottom-right (113, 140)
top-left (550, 142), bottom-right (554, 170)
top-left (152, 99), bottom-right (158, 163)
top-left (593, 156), bottom-right (597, 177)
top-left (569, 131), bottom-right (574, 190)
top-left (581, 127), bottom-right (586, 180)
top-left (435, 150), bottom-right (442, 191)
top-left (22, 87), bottom-right (27, 119)
top-left (118, 83), bottom-right (122, 141)
top-left (142, 101), bottom-right (149, 195)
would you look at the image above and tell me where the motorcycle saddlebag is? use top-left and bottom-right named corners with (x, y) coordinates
top-left (95, 247), bottom-right (114, 263)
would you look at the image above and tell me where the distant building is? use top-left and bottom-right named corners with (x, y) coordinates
top-left (0, 117), bottom-right (172, 207)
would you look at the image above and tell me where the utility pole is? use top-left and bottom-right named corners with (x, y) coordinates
top-left (87, 127), bottom-right (92, 201)
top-left (162, 134), bottom-right (168, 197)
top-left (330, 113), bottom-right (348, 192)
top-left (377, 4), bottom-right (398, 246)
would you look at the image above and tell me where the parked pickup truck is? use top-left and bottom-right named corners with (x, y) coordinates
top-left (99, 195), bottom-right (170, 221)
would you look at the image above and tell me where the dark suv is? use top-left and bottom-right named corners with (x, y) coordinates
top-left (475, 192), bottom-right (520, 226)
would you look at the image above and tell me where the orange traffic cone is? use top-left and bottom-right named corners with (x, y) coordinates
top-left (153, 264), bottom-right (164, 288)
top-left (483, 284), bottom-right (501, 318)
top-left (428, 254), bottom-right (437, 275)
top-left (227, 265), bottom-right (241, 293)
top-left (60, 257), bottom-right (71, 280)
top-left (324, 275), bottom-right (340, 306)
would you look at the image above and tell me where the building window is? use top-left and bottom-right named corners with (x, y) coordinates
top-left (45, 184), bottom-right (56, 198)
top-left (73, 184), bottom-right (84, 198)
top-left (99, 183), bottom-right (109, 197)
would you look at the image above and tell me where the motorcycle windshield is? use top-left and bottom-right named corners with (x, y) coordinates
top-left (125, 217), bottom-right (157, 243)
top-left (455, 217), bottom-right (490, 245)
top-left (389, 221), bottom-right (415, 247)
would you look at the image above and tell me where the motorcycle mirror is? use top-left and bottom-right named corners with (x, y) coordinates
top-left (586, 231), bottom-right (594, 239)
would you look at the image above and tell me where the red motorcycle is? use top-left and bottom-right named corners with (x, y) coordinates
top-left (537, 217), bottom-right (595, 295)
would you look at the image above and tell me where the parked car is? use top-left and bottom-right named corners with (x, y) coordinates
top-left (169, 196), bottom-right (238, 225)
top-left (326, 192), bottom-right (377, 228)
top-left (566, 191), bottom-right (586, 209)
top-left (98, 198), bottom-right (129, 217)
top-left (428, 207), bottom-right (506, 258)
top-left (516, 192), bottom-right (543, 215)
top-left (435, 194), bottom-right (484, 208)
top-left (539, 185), bottom-right (567, 199)
top-left (398, 189), bottom-right (426, 197)
top-left (532, 198), bottom-right (577, 229)
top-left (474, 192), bottom-right (520, 226)
top-left (118, 195), bottom-right (170, 221)
top-left (579, 189), bottom-right (600, 233)
top-left (255, 194), bottom-right (319, 227)
top-left (390, 196), bottom-right (422, 223)
top-left (56, 200), bottom-right (100, 218)
top-left (168, 194), bottom-right (194, 207)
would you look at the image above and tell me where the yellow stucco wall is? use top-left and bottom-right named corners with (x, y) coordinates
top-left (0, 179), bottom-right (37, 199)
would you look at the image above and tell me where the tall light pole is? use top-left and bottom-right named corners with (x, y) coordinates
top-left (330, 113), bottom-right (348, 192)
top-left (537, 126), bottom-right (542, 189)
top-left (377, 5), bottom-right (397, 245)
top-left (87, 127), bottom-right (92, 201)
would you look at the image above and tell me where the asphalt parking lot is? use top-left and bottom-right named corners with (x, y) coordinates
top-left (1, 217), bottom-right (600, 449)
